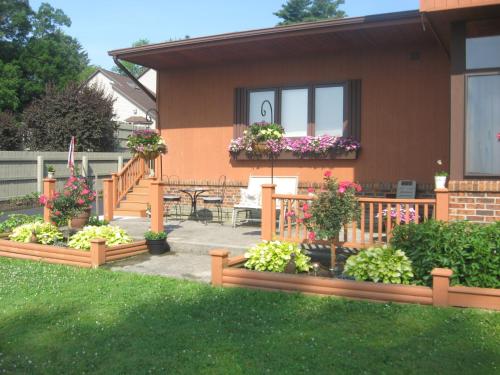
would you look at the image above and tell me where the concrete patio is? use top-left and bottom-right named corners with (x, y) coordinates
top-left (106, 217), bottom-right (261, 282)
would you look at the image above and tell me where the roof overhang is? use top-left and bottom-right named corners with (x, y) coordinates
top-left (108, 10), bottom-right (439, 70)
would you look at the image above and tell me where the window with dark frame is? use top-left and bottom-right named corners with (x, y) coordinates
top-left (464, 20), bottom-right (500, 177)
top-left (234, 80), bottom-right (361, 140)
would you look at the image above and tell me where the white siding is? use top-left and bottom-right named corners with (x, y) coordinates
top-left (138, 69), bottom-right (157, 94)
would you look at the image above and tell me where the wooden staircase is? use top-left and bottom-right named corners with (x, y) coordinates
top-left (114, 178), bottom-right (151, 217)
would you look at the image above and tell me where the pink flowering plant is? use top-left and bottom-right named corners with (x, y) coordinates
top-left (378, 207), bottom-right (417, 225)
top-left (126, 128), bottom-right (167, 161)
top-left (229, 123), bottom-right (360, 158)
top-left (303, 171), bottom-right (361, 242)
top-left (39, 175), bottom-right (96, 226)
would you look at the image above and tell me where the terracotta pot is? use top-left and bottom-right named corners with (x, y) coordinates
top-left (69, 209), bottom-right (91, 229)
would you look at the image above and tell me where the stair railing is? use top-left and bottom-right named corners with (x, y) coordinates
top-left (112, 156), bottom-right (148, 207)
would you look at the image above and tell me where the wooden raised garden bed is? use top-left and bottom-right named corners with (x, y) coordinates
top-left (210, 250), bottom-right (500, 311)
top-left (0, 238), bottom-right (147, 268)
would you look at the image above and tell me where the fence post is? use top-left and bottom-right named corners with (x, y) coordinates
top-left (435, 188), bottom-right (449, 221)
top-left (81, 155), bottom-right (88, 177)
top-left (150, 181), bottom-right (165, 232)
top-left (431, 268), bottom-right (453, 307)
top-left (118, 156), bottom-right (123, 171)
top-left (90, 238), bottom-right (106, 268)
top-left (154, 155), bottom-right (162, 181)
top-left (43, 178), bottom-right (56, 223)
top-left (36, 155), bottom-right (44, 193)
top-left (209, 249), bottom-right (229, 286)
top-left (111, 173), bottom-right (118, 207)
top-left (103, 178), bottom-right (114, 221)
top-left (261, 184), bottom-right (276, 241)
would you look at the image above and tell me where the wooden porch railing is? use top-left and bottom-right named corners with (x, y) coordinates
top-left (261, 185), bottom-right (450, 248)
top-left (112, 156), bottom-right (148, 207)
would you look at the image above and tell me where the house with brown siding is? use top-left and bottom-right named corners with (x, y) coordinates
top-left (108, 0), bottom-right (500, 222)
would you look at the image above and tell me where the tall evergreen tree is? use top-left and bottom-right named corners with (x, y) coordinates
top-left (274, 0), bottom-right (346, 25)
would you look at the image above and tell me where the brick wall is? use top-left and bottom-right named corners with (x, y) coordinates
top-left (448, 180), bottom-right (500, 222)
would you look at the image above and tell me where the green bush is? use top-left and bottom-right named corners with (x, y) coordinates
top-left (344, 246), bottom-right (414, 284)
top-left (244, 241), bottom-right (311, 273)
top-left (391, 220), bottom-right (500, 288)
top-left (67, 225), bottom-right (133, 250)
top-left (88, 216), bottom-right (109, 227)
top-left (144, 231), bottom-right (167, 240)
top-left (0, 214), bottom-right (43, 233)
top-left (9, 222), bottom-right (63, 245)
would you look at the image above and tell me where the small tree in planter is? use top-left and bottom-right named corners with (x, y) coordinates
top-left (144, 231), bottom-right (169, 255)
top-left (47, 165), bottom-right (55, 179)
top-left (39, 175), bottom-right (96, 228)
top-left (126, 129), bottom-right (167, 177)
top-left (303, 171), bottom-right (361, 271)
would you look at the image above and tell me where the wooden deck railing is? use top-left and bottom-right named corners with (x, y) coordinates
top-left (112, 156), bottom-right (148, 207)
top-left (261, 185), bottom-right (450, 248)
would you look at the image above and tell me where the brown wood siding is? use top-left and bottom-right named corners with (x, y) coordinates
top-left (420, 0), bottom-right (500, 12)
top-left (157, 43), bottom-right (450, 185)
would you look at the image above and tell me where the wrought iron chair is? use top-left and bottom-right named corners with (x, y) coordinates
top-left (201, 175), bottom-right (227, 225)
top-left (163, 175), bottom-right (182, 220)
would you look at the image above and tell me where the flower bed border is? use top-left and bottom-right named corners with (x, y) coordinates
top-left (0, 238), bottom-right (147, 268)
top-left (210, 250), bottom-right (500, 311)
top-left (231, 150), bottom-right (357, 161)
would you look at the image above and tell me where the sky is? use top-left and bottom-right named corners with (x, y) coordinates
top-left (30, 0), bottom-right (419, 69)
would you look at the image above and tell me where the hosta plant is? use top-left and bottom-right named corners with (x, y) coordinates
top-left (0, 214), bottom-right (43, 233)
top-left (9, 222), bottom-right (63, 245)
top-left (344, 246), bottom-right (414, 285)
top-left (244, 241), bottom-right (311, 273)
top-left (68, 225), bottom-right (133, 250)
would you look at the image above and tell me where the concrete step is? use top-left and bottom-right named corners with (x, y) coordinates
top-left (118, 201), bottom-right (148, 210)
top-left (114, 208), bottom-right (147, 217)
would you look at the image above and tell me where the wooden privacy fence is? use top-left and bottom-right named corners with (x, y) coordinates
top-left (210, 250), bottom-right (500, 310)
top-left (261, 184), bottom-right (450, 247)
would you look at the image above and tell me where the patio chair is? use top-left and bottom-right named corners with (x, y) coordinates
top-left (201, 175), bottom-right (227, 225)
top-left (385, 180), bottom-right (417, 199)
top-left (232, 176), bottom-right (299, 227)
top-left (163, 175), bottom-right (182, 220)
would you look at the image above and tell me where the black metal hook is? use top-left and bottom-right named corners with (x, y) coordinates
top-left (260, 100), bottom-right (273, 123)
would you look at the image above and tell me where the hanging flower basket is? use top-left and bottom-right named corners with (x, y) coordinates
top-left (127, 129), bottom-right (167, 161)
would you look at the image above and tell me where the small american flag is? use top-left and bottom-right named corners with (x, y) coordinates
top-left (67, 136), bottom-right (75, 173)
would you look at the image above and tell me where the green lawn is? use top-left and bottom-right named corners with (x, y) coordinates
top-left (0, 258), bottom-right (498, 375)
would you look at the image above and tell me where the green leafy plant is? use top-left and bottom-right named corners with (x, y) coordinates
top-left (88, 216), bottom-right (109, 226)
top-left (435, 171), bottom-right (448, 177)
top-left (144, 231), bottom-right (167, 240)
top-left (9, 192), bottom-right (40, 207)
top-left (47, 165), bottom-right (55, 173)
top-left (0, 214), bottom-right (43, 233)
top-left (67, 225), bottom-right (133, 250)
top-left (9, 222), bottom-right (63, 245)
top-left (247, 122), bottom-right (284, 142)
top-left (391, 220), bottom-right (500, 288)
top-left (303, 171), bottom-right (361, 242)
top-left (244, 241), bottom-right (311, 273)
top-left (344, 246), bottom-right (414, 285)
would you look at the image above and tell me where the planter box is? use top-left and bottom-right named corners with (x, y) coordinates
top-left (210, 251), bottom-right (500, 311)
top-left (231, 150), bottom-right (357, 161)
top-left (0, 238), bottom-right (147, 268)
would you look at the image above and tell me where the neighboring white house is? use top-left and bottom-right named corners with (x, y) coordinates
top-left (86, 68), bottom-right (157, 128)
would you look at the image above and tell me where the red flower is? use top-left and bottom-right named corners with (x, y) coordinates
top-left (39, 195), bottom-right (48, 205)
top-left (324, 170), bottom-right (332, 178)
top-left (77, 198), bottom-right (85, 205)
top-left (304, 212), bottom-right (312, 219)
top-left (82, 189), bottom-right (90, 195)
top-left (54, 210), bottom-right (61, 216)
top-left (302, 203), bottom-right (309, 211)
top-left (307, 187), bottom-right (315, 193)
top-left (308, 231), bottom-right (316, 241)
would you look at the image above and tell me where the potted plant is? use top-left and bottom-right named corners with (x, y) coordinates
top-left (126, 129), bottom-right (167, 177)
top-left (144, 230), bottom-right (169, 254)
top-left (39, 175), bottom-right (96, 229)
top-left (435, 160), bottom-right (448, 189)
top-left (47, 165), bottom-right (55, 179)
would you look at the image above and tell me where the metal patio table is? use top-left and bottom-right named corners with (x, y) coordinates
top-left (180, 187), bottom-right (211, 220)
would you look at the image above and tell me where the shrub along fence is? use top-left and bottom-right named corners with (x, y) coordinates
top-left (210, 250), bottom-right (500, 310)
top-left (0, 151), bottom-right (130, 201)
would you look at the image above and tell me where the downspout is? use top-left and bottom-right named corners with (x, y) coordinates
top-left (112, 56), bottom-right (156, 102)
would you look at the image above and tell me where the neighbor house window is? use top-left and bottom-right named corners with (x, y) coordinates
top-left (241, 81), bottom-right (358, 138)
top-left (464, 29), bottom-right (500, 176)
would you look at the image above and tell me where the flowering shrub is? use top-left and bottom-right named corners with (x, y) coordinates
top-left (126, 128), bottom-right (167, 160)
top-left (303, 171), bottom-right (361, 242)
top-left (68, 225), bottom-right (133, 250)
top-left (229, 126), bottom-right (360, 157)
top-left (244, 241), bottom-right (311, 273)
top-left (10, 222), bottom-right (63, 245)
top-left (39, 175), bottom-right (96, 226)
top-left (344, 246), bottom-right (414, 284)
top-left (378, 207), bottom-right (417, 225)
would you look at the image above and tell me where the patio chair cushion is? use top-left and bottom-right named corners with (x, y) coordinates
top-left (239, 188), bottom-right (260, 207)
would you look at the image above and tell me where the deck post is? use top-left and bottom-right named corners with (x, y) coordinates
top-left (43, 178), bottom-right (56, 223)
top-left (210, 249), bottom-right (229, 286)
top-left (261, 184), bottom-right (276, 241)
top-left (434, 188), bottom-right (449, 221)
top-left (90, 238), bottom-right (106, 268)
top-left (103, 178), bottom-right (114, 222)
top-left (111, 173), bottom-right (118, 207)
top-left (150, 181), bottom-right (165, 232)
top-left (431, 268), bottom-right (453, 307)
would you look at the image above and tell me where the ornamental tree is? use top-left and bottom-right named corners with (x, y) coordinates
top-left (0, 111), bottom-right (23, 150)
